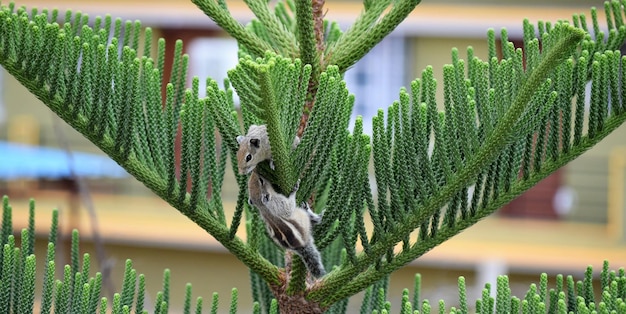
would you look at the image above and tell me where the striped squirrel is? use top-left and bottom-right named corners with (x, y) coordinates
top-left (236, 124), bottom-right (300, 174)
top-left (247, 171), bottom-right (325, 278)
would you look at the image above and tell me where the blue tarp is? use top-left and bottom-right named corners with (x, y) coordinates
top-left (0, 141), bottom-right (128, 179)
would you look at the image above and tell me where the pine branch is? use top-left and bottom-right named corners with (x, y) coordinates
top-left (311, 23), bottom-right (586, 307)
top-left (318, 5), bottom-right (626, 303)
top-left (294, 0), bottom-right (318, 78)
top-left (244, 0), bottom-right (297, 56)
top-left (8, 194), bottom-right (626, 312)
top-left (327, 0), bottom-right (421, 73)
top-left (4, 1), bottom-right (626, 312)
top-left (0, 6), bottom-right (281, 287)
top-left (0, 196), bottom-right (217, 313)
top-left (191, 0), bottom-right (273, 57)
top-left (260, 65), bottom-right (298, 192)
top-left (229, 53), bottom-right (313, 194)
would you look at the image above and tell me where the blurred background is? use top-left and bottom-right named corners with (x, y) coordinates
top-left (4, 0), bottom-right (626, 312)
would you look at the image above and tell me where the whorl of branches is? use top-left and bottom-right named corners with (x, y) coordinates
top-left (1, 0), bottom-right (626, 312)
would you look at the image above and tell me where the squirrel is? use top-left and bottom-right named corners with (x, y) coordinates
top-left (236, 124), bottom-right (300, 175)
top-left (247, 171), bottom-right (325, 278)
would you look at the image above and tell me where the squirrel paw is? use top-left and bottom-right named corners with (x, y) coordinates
top-left (292, 179), bottom-right (301, 194)
top-left (302, 202), bottom-right (322, 225)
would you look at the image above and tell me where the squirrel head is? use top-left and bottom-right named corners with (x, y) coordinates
top-left (237, 135), bottom-right (262, 174)
top-left (236, 125), bottom-right (270, 174)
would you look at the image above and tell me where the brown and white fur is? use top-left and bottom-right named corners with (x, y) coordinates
top-left (247, 171), bottom-right (325, 278)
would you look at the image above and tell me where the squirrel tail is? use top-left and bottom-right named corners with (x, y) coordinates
top-left (294, 244), bottom-right (326, 278)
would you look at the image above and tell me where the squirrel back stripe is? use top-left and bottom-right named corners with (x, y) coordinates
top-left (263, 215), bottom-right (308, 249)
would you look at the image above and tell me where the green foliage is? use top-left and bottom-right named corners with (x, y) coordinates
top-left (191, 0), bottom-right (421, 74)
top-left (0, 196), bottom-right (242, 313)
top-left (2, 0), bottom-right (626, 313)
top-left (2, 190), bottom-right (620, 313)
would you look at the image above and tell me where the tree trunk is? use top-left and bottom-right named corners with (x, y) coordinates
top-left (270, 270), bottom-right (325, 314)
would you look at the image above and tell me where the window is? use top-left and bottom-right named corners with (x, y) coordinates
top-left (344, 36), bottom-right (406, 134)
top-left (187, 37), bottom-right (240, 102)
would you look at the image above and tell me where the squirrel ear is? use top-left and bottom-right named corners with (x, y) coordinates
top-left (250, 138), bottom-right (260, 147)
top-left (236, 135), bottom-right (244, 144)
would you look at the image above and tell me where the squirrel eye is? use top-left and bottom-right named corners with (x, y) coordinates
top-left (245, 154), bottom-right (252, 162)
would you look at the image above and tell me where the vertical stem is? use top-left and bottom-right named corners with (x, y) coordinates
top-left (295, 0), bottom-right (322, 137)
top-left (312, 0), bottom-right (326, 54)
top-left (295, 0), bottom-right (317, 73)
top-left (259, 67), bottom-right (296, 194)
